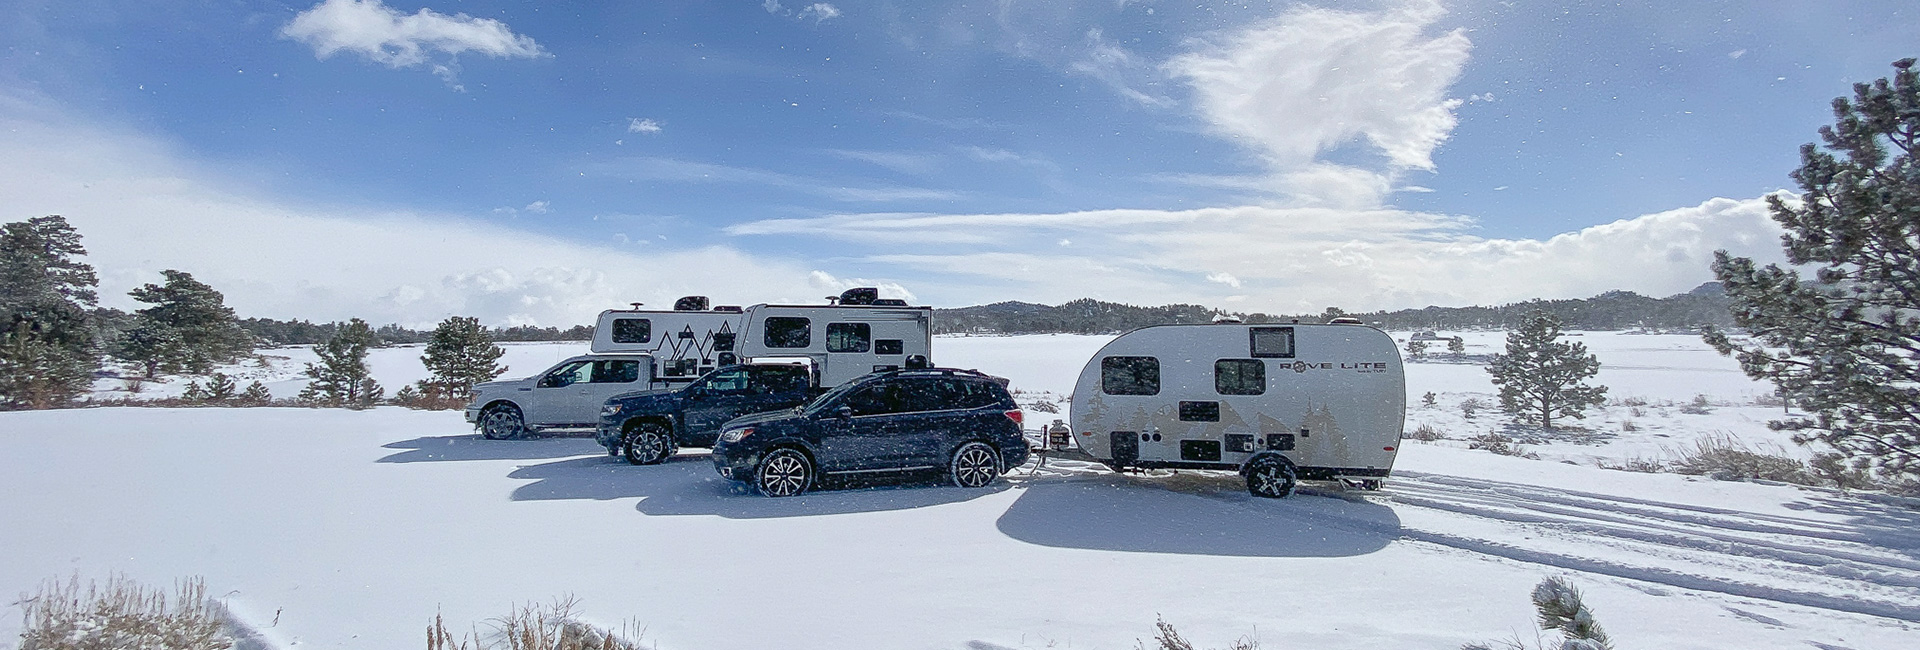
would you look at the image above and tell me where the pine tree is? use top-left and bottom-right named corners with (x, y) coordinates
top-left (203, 372), bottom-right (238, 402)
top-left (1487, 311), bottom-right (1607, 430)
top-left (300, 318), bottom-right (383, 408)
top-left (116, 270), bottom-right (253, 377)
top-left (1447, 336), bottom-right (1467, 358)
top-left (241, 381), bottom-right (272, 406)
top-left (1530, 577), bottom-right (1612, 650)
top-left (0, 215), bottom-right (101, 409)
top-left (1405, 338), bottom-right (1429, 359)
top-left (418, 316), bottom-right (506, 404)
top-left (1703, 59), bottom-right (1920, 481)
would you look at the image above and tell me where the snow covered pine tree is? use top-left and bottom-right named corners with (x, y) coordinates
top-left (300, 318), bottom-right (383, 408)
top-left (1704, 59), bottom-right (1920, 485)
top-left (116, 270), bottom-right (254, 378)
top-left (1487, 311), bottom-right (1606, 431)
top-left (0, 215), bottom-right (101, 409)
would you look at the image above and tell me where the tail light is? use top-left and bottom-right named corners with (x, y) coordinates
top-left (1004, 410), bottom-right (1023, 426)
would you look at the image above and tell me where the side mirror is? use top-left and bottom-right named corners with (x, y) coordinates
top-left (834, 405), bottom-right (853, 420)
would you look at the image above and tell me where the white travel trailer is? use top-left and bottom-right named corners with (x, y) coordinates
top-left (591, 295), bottom-right (749, 383)
top-left (736, 293), bottom-right (934, 386)
top-left (1070, 322), bottom-right (1405, 498)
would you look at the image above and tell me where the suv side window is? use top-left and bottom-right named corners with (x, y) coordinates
top-left (763, 317), bottom-right (811, 349)
top-left (843, 384), bottom-right (902, 416)
top-left (591, 360), bottom-right (640, 383)
top-left (826, 322), bottom-right (871, 353)
top-left (1101, 356), bottom-right (1160, 395)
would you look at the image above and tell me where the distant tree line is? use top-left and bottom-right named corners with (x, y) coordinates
top-left (932, 284), bottom-right (1734, 335)
top-left (238, 318), bottom-right (590, 346)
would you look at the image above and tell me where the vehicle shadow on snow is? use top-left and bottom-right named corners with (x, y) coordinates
top-left (376, 434), bottom-right (606, 463)
top-left (1782, 493), bottom-right (1920, 558)
top-left (995, 472), bottom-right (1400, 557)
top-left (507, 453), bottom-right (1012, 518)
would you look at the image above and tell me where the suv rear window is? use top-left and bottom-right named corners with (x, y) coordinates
top-left (1101, 356), bottom-right (1160, 395)
top-left (763, 317), bottom-right (811, 348)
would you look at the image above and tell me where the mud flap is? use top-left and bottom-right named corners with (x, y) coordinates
top-left (1110, 431), bottom-right (1138, 469)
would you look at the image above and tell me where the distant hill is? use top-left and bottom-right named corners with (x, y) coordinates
top-left (932, 284), bottom-right (1735, 335)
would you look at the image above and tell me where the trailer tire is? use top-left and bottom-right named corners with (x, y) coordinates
top-left (755, 448), bottom-right (813, 497)
top-left (479, 404), bottom-right (526, 440)
top-left (949, 441), bottom-right (1002, 488)
top-left (1245, 455), bottom-right (1297, 499)
top-left (623, 424), bottom-right (674, 465)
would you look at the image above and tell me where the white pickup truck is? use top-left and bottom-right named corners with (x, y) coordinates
top-left (464, 354), bottom-right (654, 439)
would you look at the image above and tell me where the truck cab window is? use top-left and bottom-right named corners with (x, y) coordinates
top-left (827, 322), bottom-right (872, 353)
top-left (1249, 327), bottom-right (1295, 358)
top-left (704, 369), bottom-right (749, 393)
top-left (1101, 356), bottom-right (1160, 395)
top-left (591, 360), bottom-right (640, 383)
top-left (764, 317), bottom-right (811, 349)
top-left (541, 361), bottom-right (591, 388)
top-left (1215, 359), bottom-right (1265, 395)
top-left (612, 318), bottom-right (651, 344)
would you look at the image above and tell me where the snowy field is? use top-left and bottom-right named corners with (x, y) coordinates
top-left (5, 332), bottom-right (1919, 649)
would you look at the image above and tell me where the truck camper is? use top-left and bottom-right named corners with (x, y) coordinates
top-left (736, 291), bottom-right (933, 387)
top-left (1070, 321), bottom-right (1405, 497)
top-left (590, 296), bottom-right (749, 383)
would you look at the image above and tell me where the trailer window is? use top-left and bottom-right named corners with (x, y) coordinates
top-left (1101, 356), bottom-right (1160, 395)
top-left (827, 322), bottom-right (871, 353)
top-left (1250, 327), bottom-right (1295, 358)
top-left (611, 318), bottom-right (651, 344)
top-left (763, 317), bottom-right (811, 348)
top-left (1214, 359), bottom-right (1265, 395)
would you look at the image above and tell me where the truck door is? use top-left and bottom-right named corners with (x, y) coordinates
top-left (526, 360), bottom-right (592, 425)
top-left (569, 359), bottom-right (646, 426)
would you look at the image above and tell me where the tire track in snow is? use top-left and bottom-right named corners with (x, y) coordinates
top-left (1379, 473), bottom-right (1920, 623)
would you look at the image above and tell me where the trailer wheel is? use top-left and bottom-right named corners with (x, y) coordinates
top-left (479, 404), bottom-right (526, 440)
top-left (755, 448), bottom-right (813, 497)
top-left (949, 442), bottom-right (1002, 488)
top-left (623, 424), bottom-right (673, 465)
top-left (1245, 456), bottom-right (1297, 498)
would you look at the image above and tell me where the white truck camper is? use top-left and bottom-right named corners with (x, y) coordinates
top-left (591, 295), bottom-right (750, 383)
top-left (735, 287), bottom-right (934, 386)
top-left (1070, 322), bottom-right (1405, 498)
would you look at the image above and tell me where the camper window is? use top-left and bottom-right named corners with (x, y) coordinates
top-left (1214, 359), bottom-right (1265, 395)
top-left (1101, 356), bottom-right (1160, 395)
top-left (1249, 327), bottom-right (1296, 358)
top-left (590, 360), bottom-right (641, 383)
top-left (763, 317), bottom-right (811, 349)
top-left (874, 339), bottom-right (904, 355)
top-left (612, 319), bottom-right (651, 344)
top-left (827, 322), bottom-right (872, 353)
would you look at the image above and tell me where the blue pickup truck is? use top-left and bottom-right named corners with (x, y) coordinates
top-left (596, 363), bottom-right (821, 464)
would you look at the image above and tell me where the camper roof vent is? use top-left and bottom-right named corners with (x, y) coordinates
top-left (628, 302), bottom-right (645, 310)
top-left (1328, 317), bottom-right (1364, 325)
top-left (712, 305), bottom-right (743, 313)
top-left (837, 287), bottom-right (880, 306)
top-left (1212, 314), bottom-right (1243, 324)
top-left (673, 296), bottom-right (710, 311)
top-left (872, 298), bottom-right (909, 307)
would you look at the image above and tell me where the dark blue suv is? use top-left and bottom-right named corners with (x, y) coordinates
top-left (711, 369), bottom-right (1030, 497)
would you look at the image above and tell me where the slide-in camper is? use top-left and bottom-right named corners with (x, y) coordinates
top-left (735, 288), bottom-right (933, 386)
top-left (1070, 322), bottom-right (1404, 497)
top-left (591, 295), bottom-right (750, 383)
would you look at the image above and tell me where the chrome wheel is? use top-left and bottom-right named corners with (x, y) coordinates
top-left (756, 449), bottom-right (812, 497)
top-left (1246, 457), bottom-right (1297, 499)
top-left (950, 442), bottom-right (1001, 488)
top-left (479, 405), bottom-right (524, 440)
top-left (623, 425), bottom-right (672, 465)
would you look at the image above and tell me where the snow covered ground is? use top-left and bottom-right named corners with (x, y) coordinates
top-left (6, 332), bottom-right (1918, 649)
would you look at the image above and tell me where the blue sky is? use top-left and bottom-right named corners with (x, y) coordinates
top-left (0, 0), bottom-right (1913, 325)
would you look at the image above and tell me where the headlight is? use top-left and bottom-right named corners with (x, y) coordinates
top-left (719, 427), bottom-right (753, 443)
top-left (601, 404), bottom-right (623, 417)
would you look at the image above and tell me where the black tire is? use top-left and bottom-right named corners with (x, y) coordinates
top-left (949, 441), bottom-right (1002, 488)
top-left (623, 424), bottom-right (674, 466)
top-left (479, 404), bottom-right (526, 440)
top-left (1245, 455), bottom-right (1297, 499)
top-left (755, 448), bottom-right (813, 497)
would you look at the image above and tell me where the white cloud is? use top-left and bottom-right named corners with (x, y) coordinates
top-left (1166, 0), bottom-right (1471, 207)
top-left (583, 156), bottom-right (962, 203)
top-left (627, 118), bottom-right (663, 134)
top-left (1070, 28), bottom-right (1171, 107)
top-left (523, 200), bottom-right (549, 214)
top-left (0, 94), bottom-right (844, 328)
top-left (729, 197), bottom-right (1789, 312)
top-left (281, 0), bottom-right (546, 88)
top-left (798, 4), bottom-right (843, 23)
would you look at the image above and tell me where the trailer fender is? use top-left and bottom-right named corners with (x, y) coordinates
top-left (1239, 450), bottom-right (1294, 475)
